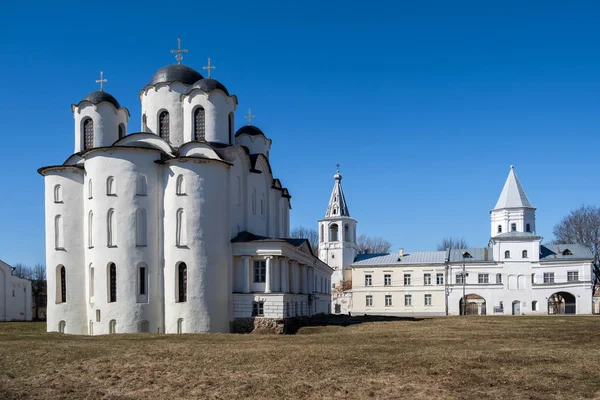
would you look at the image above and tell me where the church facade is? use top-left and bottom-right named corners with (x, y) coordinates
top-left (39, 55), bottom-right (332, 335)
top-left (0, 260), bottom-right (32, 322)
top-left (324, 167), bottom-right (594, 316)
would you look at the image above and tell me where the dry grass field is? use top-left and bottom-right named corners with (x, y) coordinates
top-left (1, 317), bottom-right (600, 399)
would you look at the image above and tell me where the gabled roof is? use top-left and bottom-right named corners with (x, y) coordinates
top-left (448, 248), bottom-right (494, 263)
top-left (231, 231), bottom-right (314, 257)
top-left (493, 166), bottom-right (533, 210)
top-left (353, 251), bottom-right (447, 266)
top-left (325, 170), bottom-right (350, 218)
top-left (540, 244), bottom-right (593, 261)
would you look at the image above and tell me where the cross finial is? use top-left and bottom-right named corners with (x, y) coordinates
top-left (202, 57), bottom-right (215, 78)
top-left (244, 109), bottom-right (255, 126)
top-left (336, 163), bottom-right (340, 173)
top-left (170, 38), bottom-right (188, 65)
top-left (95, 71), bottom-right (107, 91)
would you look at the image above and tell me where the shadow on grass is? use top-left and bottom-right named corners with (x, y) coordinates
top-left (286, 314), bottom-right (426, 334)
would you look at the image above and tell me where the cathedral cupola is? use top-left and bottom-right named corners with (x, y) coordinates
top-left (72, 72), bottom-right (129, 153)
top-left (234, 113), bottom-right (272, 158)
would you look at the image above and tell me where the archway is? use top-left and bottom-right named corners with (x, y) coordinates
top-left (459, 294), bottom-right (486, 315)
top-left (548, 292), bottom-right (576, 315)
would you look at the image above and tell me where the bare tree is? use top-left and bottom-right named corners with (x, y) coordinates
top-left (552, 205), bottom-right (600, 288)
top-left (10, 263), bottom-right (47, 320)
top-left (12, 263), bottom-right (31, 279)
top-left (357, 234), bottom-right (391, 254)
top-left (437, 237), bottom-right (469, 251)
top-left (290, 226), bottom-right (319, 253)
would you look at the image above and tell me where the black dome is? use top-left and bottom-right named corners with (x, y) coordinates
top-left (189, 78), bottom-right (229, 95)
top-left (149, 64), bottom-right (204, 86)
top-left (235, 125), bottom-right (266, 137)
top-left (82, 91), bottom-right (121, 108)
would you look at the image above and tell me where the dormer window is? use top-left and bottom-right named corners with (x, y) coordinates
top-left (497, 225), bottom-right (502, 233)
top-left (562, 249), bottom-right (573, 256)
top-left (511, 223), bottom-right (517, 232)
top-left (526, 223), bottom-right (531, 233)
top-left (462, 251), bottom-right (472, 259)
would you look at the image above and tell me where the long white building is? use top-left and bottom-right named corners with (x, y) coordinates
top-left (331, 166), bottom-right (594, 316)
top-left (0, 260), bottom-right (32, 321)
top-left (39, 56), bottom-right (332, 335)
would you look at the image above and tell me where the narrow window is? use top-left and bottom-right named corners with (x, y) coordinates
top-left (384, 274), bottom-right (391, 286)
top-left (89, 265), bottom-right (94, 300)
top-left (228, 112), bottom-right (234, 143)
top-left (320, 225), bottom-right (324, 242)
top-left (404, 294), bottom-right (412, 306)
top-left (54, 185), bottom-right (62, 203)
top-left (253, 260), bottom-right (266, 283)
top-left (526, 223), bottom-right (531, 233)
top-left (107, 209), bottom-right (116, 247)
top-left (136, 208), bottom-right (147, 246)
top-left (106, 176), bottom-right (115, 195)
top-left (54, 215), bottom-right (63, 249)
top-left (176, 175), bottom-right (185, 195)
top-left (260, 194), bottom-right (265, 217)
top-left (364, 274), bottom-right (372, 286)
top-left (194, 107), bottom-right (206, 141)
top-left (504, 250), bottom-right (510, 259)
top-left (251, 188), bottom-right (256, 214)
top-left (136, 176), bottom-right (147, 195)
top-left (177, 318), bottom-right (184, 334)
top-left (83, 118), bottom-right (94, 150)
top-left (497, 225), bottom-right (502, 233)
top-left (511, 223), bottom-right (517, 232)
top-left (96, 310), bottom-right (101, 322)
top-left (404, 274), bottom-right (411, 286)
top-left (118, 124), bottom-right (125, 139)
top-left (88, 180), bottom-right (93, 199)
top-left (385, 295), bottom-right (392, 307)
top-left (424, 294), bottom-right (432, 306)
top-left (88, 211), bottom-right (93, 248)
top-left (531, 273), bottom-right (535, 284)
top-left (252, 301), bottom-right (265, 316)
top-left (496, 273), bottom-right (502, 284)
top-left (58, 265), bottom-right (66, 303)
top-left (142, 114), bottom-right (147, 132)
top-left (139, 265), bottom-right (147, 295)
top-left (424, 273), bottom-right (431, 285)
top-left (176, 208), bottom-right (186, 246)
top-left (178, 262), bottom-right (187, 302)
top-left (108, 263), bottom-right (117, 302)
top-left (330, 224), bottom-right (339, 241)
top-left (140, 320), bottom-right (149, 333)
top-left (522, 250), bottom-right (528, 258)
top-left (109, 320), bottom-right (116, 334)
top-left (532, 301), bottom-right (538, 311)
top-left (159, 111), bottom-right (170, 141)
top-left (366, 295), bottom-right (373, 307)
top-left (59, 321), bottom-right (66, 333)
top-left (436, 273), bottom-right (444, 285)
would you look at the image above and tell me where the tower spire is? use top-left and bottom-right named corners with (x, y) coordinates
top-left (493, 165), bottom-right (533, 210)
top-left (325, 165), bottom-right (350, 217)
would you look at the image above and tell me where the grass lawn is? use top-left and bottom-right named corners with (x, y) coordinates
top-left (1, 317), bottom-right (600, 399)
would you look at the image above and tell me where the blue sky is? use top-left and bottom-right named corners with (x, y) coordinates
top-left (1, 1), bottom-right (599, 266)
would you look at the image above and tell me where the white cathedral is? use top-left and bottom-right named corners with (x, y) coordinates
top-left (322, 166), bottom-right (594, 316)
top-left (39, 50), bottom-right (333, 335)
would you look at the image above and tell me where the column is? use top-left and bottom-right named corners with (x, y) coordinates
top-left (308, 267), bottom-right (314, 293)
top-left (292, 261), bottom-right (299, 294)
top-left (242, 256), bottom-right (251, 293)
top-left (280, 257), bottom-right (288, 293)
top-left (265, 256), bottom-right (272, 293)
top-left (272, 257), bottom-right (280, 292)
top-left (302, 265), bottom-right (308, 294)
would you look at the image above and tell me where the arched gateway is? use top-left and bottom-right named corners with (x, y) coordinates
top-left (459, 294), bottom-right (486, 315)
top-left (548, 292), bottom-right (576, 315)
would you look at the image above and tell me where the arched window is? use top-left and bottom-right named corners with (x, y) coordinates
top-left (526, 223), bottom-right (531, 233)
top-left (496, 273), bottom-right (502, 284)
top-left (228, 112), bottom-right (234, 143)
top-left (118, 124), bottom-right (125, 139)
top-left (522, 250), bottom-right (528, 258)
top-left (140, 320), bottom-right (149, 333)
top-left (88, 211), bottom-right (93, 248)
top-left (497, 225), bottom-right (502, 233)
top-left (108, 263), bottom-right (117, 302)
top-left (320, 225), bottom-right (324, 242)
top-left (106, 176), bottom-right (115, 195)
top-left (176, 175), bottom-right (185, 195)
top-left (532, 301), bottom-right (538, 311)
top-left (505, 250), bottom-right (510, 259)
top-left (109, 320), bottom-right (116, 334)
top-left (54, 185), bottom-right (62, 203)
top-left (177, 318), bottom-right (184, 334)
top-left (142, 114), bottom-right (147, 132)
top-left (57, 265), bottom-right (66, 303)
top-left (83, 118), bottom-right (94, 150)
top-left (177, 262), bottom-right (187, 302)
top-left (89, 265), bottom-right (94, 301)
top-left (511, 223), bottom-right (517, 232)
top-left (58, 320), bottom-right (66, 333)
top-left (54, 215), bottom-right (63, 249)
top-left (176, 208), bottom-right (186, 247)
top-left (531, 273), bottom-right (535, 284)
top-left (136, 176), bottom-right (147, 195)
top-left (138, 263), bottom-right (148, 297)
top-left (107, 209), bottom-right (116, 247)
top-left (159, 111), bottom-right (170, 141)
top-left (344, 224), bottom-right (349, 242)
top-left (194, 107), bottom-right (206, 141)
top-left (136, 208), bottom-right (147, 246)
top-left (330, 224), bottom-right (339, 242)
top-left (88, 180), bottom-right (93, 199)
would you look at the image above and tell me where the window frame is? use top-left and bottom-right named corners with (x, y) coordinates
top-left (365, 295), bottom-right (373, 307)
top-left (254, 260), bottom-right (266, 283)
top-left (404, 294), bottom-right (412, 306)
top-left (364, 274), bottom-right (372, 287)
top-left (424, 294), bottom-right (432, 306)
top-left (424, 273), bottom-right (432, 286)
top-left (543, 272), bottom-right (555, 284)
top-left (478, 273), bottom-right (489, 284)
top-left (436, 273), bottom-right (444, 285)
top-left (567, 271), bottom-right (579, 282)
top-left (252, 301), bottom-right (264, 317)
top-left (384, 274), bottom-right (392, 286)
top-left (385, 295), bottom-right (392, 307)
top-left (403, 274), bottom-right (411, 286)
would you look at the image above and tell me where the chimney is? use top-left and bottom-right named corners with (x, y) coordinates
top-left (399, 248), bottom-right (404, 257)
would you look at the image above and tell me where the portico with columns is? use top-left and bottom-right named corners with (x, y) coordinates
top-left (232, 232), bottom-right (332, 319)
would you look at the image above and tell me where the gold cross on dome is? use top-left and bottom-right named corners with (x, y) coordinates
top-left (244, 109), bottom-right (255, 125)
top-left (202, 57), bottom-right (215, 78)
top-left (95, 71), bottom-right (107, 91)
top-left (170, 38), bottom-right (188, 65)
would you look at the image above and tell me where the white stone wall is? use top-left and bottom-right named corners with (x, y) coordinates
top-left (0, 261), bottom-right (32, 321)
top-left (141, 83), bottom-right (188, 147)
top-left (235, 134), bottom-right (272, 158)
top-left (182, 91), bottom-right (235, 145)
top-left (74, 103), bottom-right (128, 152)
top-left (491, 208), bottom-right (536, 237)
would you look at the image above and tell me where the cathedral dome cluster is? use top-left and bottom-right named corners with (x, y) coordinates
top-left (149, 64), bottom-right (204, 86)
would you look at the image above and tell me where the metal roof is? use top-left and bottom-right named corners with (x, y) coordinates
top-left (448, 248), bottom-right (494, 263)
top-left (493, 166), bottom-right (533, 210)
top-left (324, 170), bottom-right (350, 218)
top-left (540, 244), bottom-right (593, 260)
top-left (353, 251), bottom-right (447, 266)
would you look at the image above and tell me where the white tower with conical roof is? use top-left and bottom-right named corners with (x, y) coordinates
top-left (318, 167), bottom-right (358, 288)
top-left (490, 165), bottom-right (536, 238)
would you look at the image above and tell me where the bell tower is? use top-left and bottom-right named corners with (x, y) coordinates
top-left (318, 166), bottom-right (358, 288)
